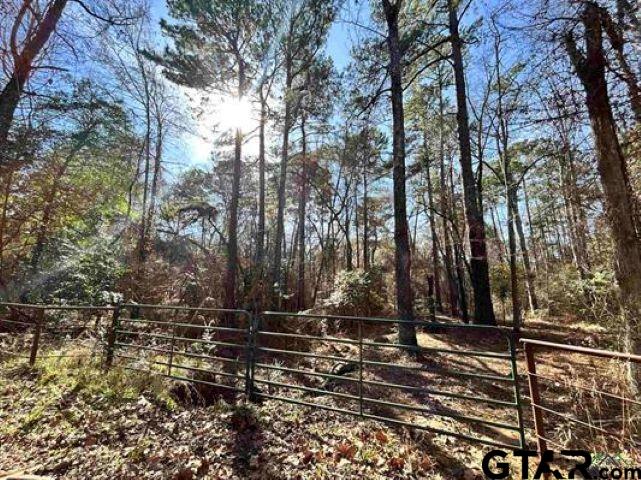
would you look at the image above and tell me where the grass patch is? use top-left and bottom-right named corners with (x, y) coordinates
top-left (0, 345), bottom-right (178, 435)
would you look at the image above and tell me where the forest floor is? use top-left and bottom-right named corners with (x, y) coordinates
top-left (0, 314), bottom-right (638, 479)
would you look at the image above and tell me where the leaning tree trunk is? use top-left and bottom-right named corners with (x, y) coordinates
top-left (599, 6), bottom-right (641, 122)
top-left (566, 1), bottom-right (641, 394)
top-left (0, 0), bottom-right (68, 165)
top-left (383, 0), bottom-right (417, 346)
top-left (447, 0), bottom-right (496, 325)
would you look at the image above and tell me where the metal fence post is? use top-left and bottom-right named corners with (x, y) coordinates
top-left (508, 334), bottom-right (526, 449)
top-left (104, 304), bottom-right (121, 369)
top-left (245, 313), bottom-right (259, 400)
top-left (358, 319), bottom-right (363, 417)
top-left (524, 341), bottom-right (548, 453)
top-left (167, 320), bottom-right (176, 376)
top-left (29, 308), bottom-right (44, 366)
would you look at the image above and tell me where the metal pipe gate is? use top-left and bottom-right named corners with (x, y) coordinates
top-left (0, 302), bottom-right (526, 449)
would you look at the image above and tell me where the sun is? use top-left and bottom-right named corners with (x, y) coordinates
top-left (213, 96), bottom-right (254, 133)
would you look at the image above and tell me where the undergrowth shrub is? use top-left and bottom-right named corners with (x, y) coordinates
top-left (547, 265), bottom-right (619, 324)
top-left (0, 346), bottom-right (177, 436)
top-left (323, 267), bottom-right (388, 317)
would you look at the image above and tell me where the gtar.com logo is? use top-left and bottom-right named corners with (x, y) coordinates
top-left (482, 450), bottom-right (641, 479)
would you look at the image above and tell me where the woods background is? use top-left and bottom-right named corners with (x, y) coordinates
top-left (0, 0), bottom-right (639, 384)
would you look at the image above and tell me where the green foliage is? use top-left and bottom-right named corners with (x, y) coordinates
top-left (0, 352), bottom-right (175, 436)
top-left (29, 238), bottom-right (125, 305)
top-left (490, 263), bottom-right (511, 302)
top-left (324, 267), bottom-right (387, 316)
top-left (547, 266), bottom-right (619, 323)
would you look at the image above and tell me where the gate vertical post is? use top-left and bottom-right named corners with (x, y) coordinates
top-left (245, 312), bottom-right (259, 400)
top-left (167, 320), bottom-right (177, 376)
top-left (508, 334), bottom-right (526, 449)
top-left (358, 319), bottom-right (363, 417)
top-left (104, 304), bottom-right (121, 369)
top-left (524, 341), bottom-right (548, 453)
top-left (29, 308), bottom-right (44, 367)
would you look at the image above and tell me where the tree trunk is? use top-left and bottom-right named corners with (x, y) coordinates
top-left (354, 189), bottom-right (360, 269)
top-left (344, 203), bottom-right (353, 271)
top-left (440, 151), bottom-right (459, 317)
top-left (135, 73), bottom-right (152, 311)
top-left (505, 179), bottom-right (521, 331)
top-left (490, 205), bottom-right (506, 263)
top-left (256, 90), bottom-right (267, 279)
top-left (29, 127), bottom-right (92, 274)
top-left (566, 1), bottom-right (641, 393)
top-left (522, 178), bottom-right (539, 274)
top-left (512, 187), bottom-right (538, 311)
top-left (493, 32), bottom-right (526, 328)
top-left (599, 6), bottom-right (641, 122)
top-left (0, 0), bottom-right (68, 164)
top-left (223, 65), bottom-right (246, 315)
top-left (362, 159), bottom-right (370, 272)
top-left (146, 107), bottom-right (164, 248)
top-left (424, 141), bottom-right (442, 312)
top-left (0, 168), bottom-right (14, 286)
top-left (0, 76), bottom-right (25, 164)
top-left (382, 0), bottom-right (417, 346)
top-left (296, 117), bottom-right (308, 311)
top-left (448, 0), bottom-right (496, 325)
top-left (30, 161), bottom-right (69, 272)
top-left (448, 162), bottom-right (470, 323)
top-left (271, 52), bottom-right (293, 309)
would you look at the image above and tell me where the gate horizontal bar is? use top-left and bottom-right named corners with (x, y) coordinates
top-left (521, 338), bottom-right (641, 363)
top-left (122, 303), bottom-right (251, 316)
top-left (253, 378), bottom-right (360, 401)
top-left (0, 348), bottom-right (28, 357)
top-left (361, 378), bottom-right (517, 407)
top-left (254, 362), bottom-right (515, 408)
top-left (115, 330), bottom-right (246, 349)
top-left (257, 330), bottom-right (358, 346)
top-left (119, 318), bottom-right (247, 333)
top-left (256, 346), bottom-right (357, 363)
top-left (124, 365), bottom-right (244, 392)
top-left (527, 371), bottom-right (641, 407)
top-left (254, 362), bottom-right (360, 383)
top-left (0, 302), bottom-right (116, 311)
top-left (115, 354), bottom-right (245, 380)
top-left (363, 341), bottom-right (512, 359)
top-left (257, 329), bottom-right (511, 360)
top-left (114, 342), bottom-right (245, 364)
top-left (0, 319), bottom-right (35, 327)
top-left (362, 359), bottom-right (513, 382)
top-left (262, 311), bottom-right (511, 332)
top-left (254, 392), bottom-right (360, 417)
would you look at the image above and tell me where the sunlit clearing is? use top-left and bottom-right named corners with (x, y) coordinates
top-left (213, 96), bottom-right (254, 133)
